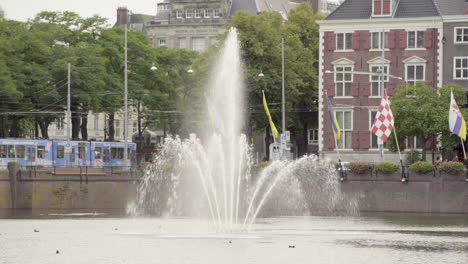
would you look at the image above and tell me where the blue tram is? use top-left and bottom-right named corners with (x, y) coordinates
top-left (0, 139), bottom-right (136, 169)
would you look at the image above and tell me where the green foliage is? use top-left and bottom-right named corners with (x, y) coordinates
top-left (375, 162), bottom-right (398, 174)
top-left (255, 161), bottom-right (271, 168)
top-left (409, 161), bottom-right (435, 174)
top-left (438, 161), bottom-right (464, 174)
top-left (405, 150), bottom-right (421, 165)
top-left (349, 161), bottom-right (373, 174)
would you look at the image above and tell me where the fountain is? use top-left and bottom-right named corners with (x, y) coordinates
top-left (127, 28), bottom-right (354, 231)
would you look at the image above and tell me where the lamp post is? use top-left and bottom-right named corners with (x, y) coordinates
top-left (124, 24), bottom-right (129, 165)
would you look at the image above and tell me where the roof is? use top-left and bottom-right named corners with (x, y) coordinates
top-left (326, 0), bottom-right (441, 20)
top-left (230, 0), bottom-right (260, 16)
top-left (433, 0), bottom-right (467, 16)
top-left (155, 10), bottom-right (170, 21)
top-left (256, 0), bottom-right (300, 18)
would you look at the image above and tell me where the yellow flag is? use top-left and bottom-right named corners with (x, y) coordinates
top-left (262, 90), bottom-right (279, 138)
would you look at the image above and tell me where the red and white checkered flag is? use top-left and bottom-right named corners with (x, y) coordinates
top-left (371, 93), bottom-right (394, 142)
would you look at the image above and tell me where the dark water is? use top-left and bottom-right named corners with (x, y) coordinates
top-left (0, 213), bottom-right (467, 264)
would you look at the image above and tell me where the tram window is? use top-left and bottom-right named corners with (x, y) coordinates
top-left (57, 146), bottom-right (64, 159)
top-left (111, 148), bottom-right (124, 159)
top-left (70, 148), bottom-right (75, 162)
top-left (78, 146), bottom-right (86, 159)
top-left (95, 147), bottom-right (102, 159)
top-left (16, 146), bottom-right (25, 159)
top-left (37, 146), bottom-right (45, 159)
top-left (0, 145), bottom-right (6, 158)
top-left (7, 145), bottom-right (15, 158)
top-left (103, 148), bottom-right (110, 162)
top-left (27, 147), bottom-right (36, 161)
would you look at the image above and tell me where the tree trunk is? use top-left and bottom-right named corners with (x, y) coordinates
top-left (39, 121), bottom-right (50, 139)
top-left (34, 117), bottom-right (39, 138)
top-left (9, 118), bottom-right (20, 138)
top-left (71, 105), bottom-right (81, 139)
top-left (81, 112), bottom-right (88, 140)
top-left (1, 115), bottom-right (8, 138)
top-left (108, 112), bottom-right (115, 141)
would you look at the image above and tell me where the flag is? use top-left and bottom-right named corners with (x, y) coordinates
top-left (449, 91), bottom-right (466, 140)
top-left (326, 97), bottom-right (341, 140)
top-left (262, 90), bottom-right (279, 138)
top-left (371, 92), bottom-right (394, 142)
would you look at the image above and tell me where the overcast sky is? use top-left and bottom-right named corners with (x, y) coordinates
top-left (1, 0), bottom-right (158, 25)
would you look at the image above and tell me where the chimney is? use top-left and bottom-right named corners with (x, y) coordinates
top-left (116, 7), bottom-right (129, 26)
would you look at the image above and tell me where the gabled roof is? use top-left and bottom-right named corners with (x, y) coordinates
top-left (155, 10), bottom-right (170, 21)
top-left (230, 0), bottom-right (260, 16)
top-left (326, 0), bottom-right (441, 20)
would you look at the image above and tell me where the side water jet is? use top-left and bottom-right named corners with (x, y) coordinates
top-left (127, 28), bottom-right (357, 232)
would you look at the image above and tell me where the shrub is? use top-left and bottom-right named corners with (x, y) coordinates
top-left (256, 161), bottom-right (271, 168)
top-left (405, 150), bottom-right (420, 165)
top-left (349, 161), bottom-right (373, 174)
top-left (375, 162), bottom-right (398, 174)
top-left (409, 161), bottom-right (434, 174)
top-left (438, 161), bottom-right (464, 174)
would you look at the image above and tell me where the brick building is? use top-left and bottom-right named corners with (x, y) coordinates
top-left (318, 0), bottom-right (446, 162)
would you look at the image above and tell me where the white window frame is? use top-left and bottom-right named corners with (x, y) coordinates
top-left (213, 9), bottom-right (220, 18)
top-left (406, 136), bottom-right (423, 150)
top-left (369, 110), bottom-right (387, 150)
top-left (334, 65), bottom-right (353, 98)
top-left (307, 129), bottom-right (318, 145)
top-left (115, 120), bottom-right (121, 138)
top-left (159, 39), bottom-right (166, 46)
top-left (335, 32), bottom-right (353, 51)
top-left (369, 64), bottom-right (388, 98)
top-left (454, 56), bottom-right (468, 80)
top-left (335, 109), bottom-right (353, 150)
top-left (94, 114), bottom-right (99, 130)
top-left (192, 37), bottom-right (205, 52)
top-left (186, 10), bottom-right (193, 18)
top-left (178, 37), bottom-right (187, 49)
top-left (372, 0), bottom-right (393, 17)
top-left (176, 10), bottom-right (183, 19)
top-left (405, 64), bottom-right (425, 85)
top-left (454, 27), bottom-right (468, 44)
top-left (407, 31), bottom-right (425, 49)
top-left (195, 10), bottom-right (202, 18)
top-left (370, 32), bottom-right (388, 50)
top-left (204, 9), bottom-right (211, 18)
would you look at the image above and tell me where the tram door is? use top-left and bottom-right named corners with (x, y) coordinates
top-left (77, 143), bottom-right (88, 167)
top-left (25, 145), bottom-right (36, 167)
top-left (93, 145), bottom-right (104, 168)
top-left (54, 144), bottom-right (66, 167)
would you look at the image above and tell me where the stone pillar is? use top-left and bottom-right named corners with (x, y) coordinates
top-left (8, 161), bottom-right (19, 215)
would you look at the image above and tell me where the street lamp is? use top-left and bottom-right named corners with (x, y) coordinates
top-left (258, 71), bottom-right (264, 77)
top-left (150, 64), bottom-right (157, 71)
top-left (187, 68), bottom-right (194, 74)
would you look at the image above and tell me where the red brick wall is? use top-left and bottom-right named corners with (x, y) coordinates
top-left (322, 28), bottom-right (439, 151)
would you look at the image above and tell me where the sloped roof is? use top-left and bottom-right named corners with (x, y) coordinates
top-left (230, 0), bottom-right (260, 16)
top-left (433, 0), bottom-right (466, 16)
top-left (155, 10), bottom-right (170, 21)
top-left (326, 0), bottom-right (441, 20)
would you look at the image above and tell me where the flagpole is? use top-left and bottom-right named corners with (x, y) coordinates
top-left (461, 138), bottom-right (466, 160)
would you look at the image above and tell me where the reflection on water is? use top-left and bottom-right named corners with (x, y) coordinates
top-left (1, 214), bottom-right (467, 264)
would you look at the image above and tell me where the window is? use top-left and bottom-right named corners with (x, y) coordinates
top-left (204, 9), bottom-right (211, 18)
top-left (103, 148), bottom-right (110, 162)
top-left (407, 136), bottom-right (424, 149)
top-left (179, 38), bottom-right (186, 49)
top-left (334, 66), bottom-right (353, 97)
top-left (16, 145), bottom-right (25, 159)
top-left (192, 37), bottom-right (205, 52)
top-left (0, 145), bottom-right (6, 158)
top-left (27, 147), bottom-right (36, 161)
top-left (406, 64), bottom-right (425, 85)
top-left (454, 57), bottom-right (468, 80)
top-left (94, 114), bottom-right (99, 129)
top-left (37, 146), bottom-right (45, 159)
top-left (132, 121), bottom-right (138, 134)
top-left (336, 110), bottom-right (352, 149)
top-left (308, 129), bottom-right (318, 145)
top-left (186, 10), bottom-right (193, 18)
top-left (336, 33), bottom-right (352, 50)
top-left (78, 146), bottom-right (86, 159)
top-left (455, 27), bottom-right (468, 43)
top-left (95, 147), bottom-right (102, 159)
top-left (370, 110), bottom-right (387, 149)
top-left (111, 148), bottom-right (124, 159)
top-left (7, 145), bottom-right (14, 158)
top-left (195, 10), bottom-right (202, 18)
top-left (176, 10), bottom-right (183, 18)
top-left (213, 9), bottom-right (220, 18)
top-left (56, 117), bottom-right (64, 130)
top-left (159, 39), bottom-right (166, 46)
top-left (57, 145), bottom-right (64, 159)
top-left (407, 31), bottom-right (424, 49)
top-left (371, 32), bottom-right (388, 49)
top-left (115, 120), bottom-right (121, 138)
top-left (370, 65), bottom-right (388, 97)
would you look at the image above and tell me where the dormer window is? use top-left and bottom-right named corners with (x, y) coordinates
top-left (186, 10), bottom-right (193, 18)
top-left (195, 10), bottom-right (202, 18)
top-left (213, 9), bottom-right (220, 18)
top-left (176, 10), bottom-right (183, 19)
top-left (373, 0), bottom-right (392, 16)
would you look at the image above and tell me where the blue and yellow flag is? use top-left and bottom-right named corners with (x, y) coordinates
top-left (326, 96), bottom-right (341, 140)
top-left (262, 90), bottom-right (279, 138)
